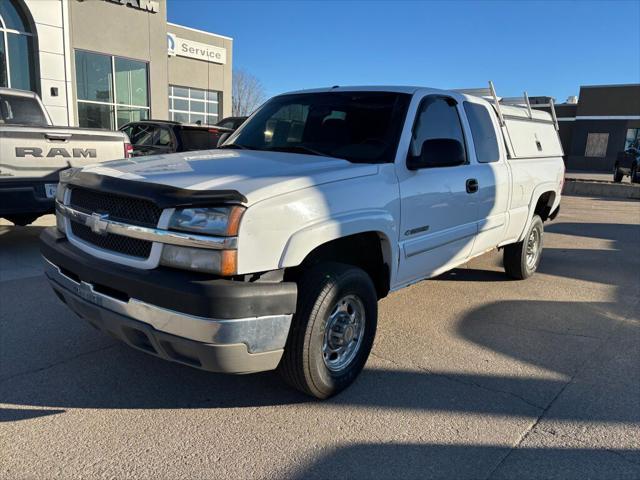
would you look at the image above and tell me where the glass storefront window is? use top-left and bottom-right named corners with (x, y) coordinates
top-left (75, 50), bottom-right (150, 129)
top-left (7, 33), bottom-right (35, 91)
top-left (0, 35), bottom-right (6, 87)
top-left (116, 106), bottom-right (149, 128)
top-left (0, 1), bottom-right (29, 31)
top-left (75, 50), bottom-right (113, 103)
top-left (115, 58), bottom-right (148, 107)
top-left (78, 102), bottom-right (114, 129)
top-left (169, 85), bottom-right (221, 125)
top-left (0, 0), bottom-right (37, 92)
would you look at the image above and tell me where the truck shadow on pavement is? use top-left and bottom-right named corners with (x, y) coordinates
top-left (1, 291), bottom-right (637, 424)
top-left (1, 215), bottom-right (638, 480)
top-left (287, 442), bottom-right (640, 480)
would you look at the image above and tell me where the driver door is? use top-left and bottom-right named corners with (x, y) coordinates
top-left (395, 95), bottom-right (478, 286)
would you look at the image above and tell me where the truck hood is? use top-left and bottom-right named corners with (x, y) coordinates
top-left (80, 149), bottom-right (378, 204)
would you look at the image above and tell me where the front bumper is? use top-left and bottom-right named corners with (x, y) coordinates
top-left (41, 228), bottom-right (297, 374)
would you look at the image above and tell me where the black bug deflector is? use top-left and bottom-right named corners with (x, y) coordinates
top-left (64, 170), bottom-right (247, 208)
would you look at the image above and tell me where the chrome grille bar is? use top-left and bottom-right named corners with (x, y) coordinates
top-left (56, 202), bottom-right (237, 250)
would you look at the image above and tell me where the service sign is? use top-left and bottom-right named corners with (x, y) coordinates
top-left (167, 33), bottom-right (226, 65)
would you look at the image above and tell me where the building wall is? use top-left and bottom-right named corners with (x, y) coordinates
top-left (576, 85), bottom-right (640, 117)
top-left (167, 24), bottom-right (232, 118)
top-left (536, 85), bottom-right (640, 171)
top-left (567, 119), bottom-right (640, 171)
top-left (13, 0), bottom-right (233, 128)
top-left (67, 0), bottom-right (170, 123)
top-left (23, 0), bottom-right (71, 126)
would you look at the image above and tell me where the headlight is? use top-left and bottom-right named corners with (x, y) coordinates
top-left (168, 206), bottom-right (244, 236)
top-left (160, 245), bottom-right (237, 275)
top-left (163, 205), bottom-right (244, 275)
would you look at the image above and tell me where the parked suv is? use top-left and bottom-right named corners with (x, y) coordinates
top-left (614, 140), bottom-right (639, 183)
top-left (119, 120), bottom-right (233, 156)
top-left (42, 85), bottom-right (564, 398)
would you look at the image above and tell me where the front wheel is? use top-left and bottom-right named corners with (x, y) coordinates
top-left (503, 215), bottom-right (544, 280)
top-left (278, 262), bottom-right (378, 399)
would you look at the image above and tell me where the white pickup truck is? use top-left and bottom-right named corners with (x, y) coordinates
top-left (0, 88), bottom-right (131, 226)
top-left (41, 84), bottom-right (564, 398)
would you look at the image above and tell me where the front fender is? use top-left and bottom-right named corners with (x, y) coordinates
top-left (279, 209), bottom-right (398, 272)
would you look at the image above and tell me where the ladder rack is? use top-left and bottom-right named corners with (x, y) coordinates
top-left (454, 81), bottom-right (560, 131)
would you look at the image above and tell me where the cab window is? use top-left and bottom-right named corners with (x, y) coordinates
top-left (464, 102), bottom-right (500, 163)
top-left (410, 96), bottom-right (467, 163)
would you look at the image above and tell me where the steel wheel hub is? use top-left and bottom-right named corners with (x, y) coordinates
top-left (323, 295), bottom-right (365, 372)
top-left (526, 228), bottom-right (540, 269)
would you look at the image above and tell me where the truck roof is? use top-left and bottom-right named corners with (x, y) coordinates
top-left (282, 85), bottom-right (428, 95)
top-left (279, 85), bottom-right (554, 122)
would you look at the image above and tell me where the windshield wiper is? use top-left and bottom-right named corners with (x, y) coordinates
top-left (264, 145), bottom-right (327, 157)
top-left (220, 143), bottom-right (248, 150)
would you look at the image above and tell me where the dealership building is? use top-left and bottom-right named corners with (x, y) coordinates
top-left (1, 0), bottom-right (232, 128)
top-left (534, 84), bottom-right (640, 171)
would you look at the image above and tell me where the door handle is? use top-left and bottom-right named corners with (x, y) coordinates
top-left (45, 133), bottom-right (72, 141)
top-left (466, 178), bottom-right (478, 194)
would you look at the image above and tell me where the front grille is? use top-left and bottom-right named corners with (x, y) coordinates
top-left (71, 222), bottom-right (152, 259)
top-left (69, 187), bottom-right (162, 228)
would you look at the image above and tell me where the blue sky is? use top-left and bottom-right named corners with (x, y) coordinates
top-left (167, 0), bottom-right (640, 102)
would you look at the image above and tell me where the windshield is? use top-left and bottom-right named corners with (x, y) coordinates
top-left (0, 94), bottom-right (48, 126)
top-left (224, 91), bottom-right (410, 163)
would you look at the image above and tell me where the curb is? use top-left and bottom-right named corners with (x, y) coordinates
top-left (563, 179), bottom-right (640, 199)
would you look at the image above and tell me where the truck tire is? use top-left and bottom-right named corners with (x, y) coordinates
top-left (4, 214), bottom-right (39, 226)
top-left (503, 215), bottom-right (544, 280)
top-left (613, 166), bottom-right (623, 183)
top-left (278, 262), bottom-right (377, 399)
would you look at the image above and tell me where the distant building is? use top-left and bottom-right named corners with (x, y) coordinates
top-left (2, 0), bottom-right (232, 129)
top-left (534, 84), bottom-right (640, 171)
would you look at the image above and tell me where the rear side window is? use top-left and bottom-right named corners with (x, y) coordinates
top-left (179, 128), bottom-right (217, 150)
top-left (464, 102), bottom-right (500, 163)
top-left (128, 124), bottom-right (157, 146)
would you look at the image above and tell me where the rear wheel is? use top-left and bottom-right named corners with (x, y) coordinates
top-left (278, 262), bottom-right (377, 399)
top-left (4, 214), bottom-right (39, 226)
top-left (504, 215), bottom-right (544, 280)
top-left (613, 166), bottom-right (623, 183)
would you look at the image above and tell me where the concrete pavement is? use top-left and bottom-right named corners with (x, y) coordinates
top-left (1, 195), bottom-right (639, 479)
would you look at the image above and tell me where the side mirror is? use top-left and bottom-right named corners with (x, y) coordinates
top-left (217, 132), bottom-right (231, 147)
top-left (407, 138), bottom-right (466, 170)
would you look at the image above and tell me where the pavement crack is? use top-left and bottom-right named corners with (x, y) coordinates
top-left (484, 378), bottom-right (573, 480)
top-left (0, 344), bottom-right (118, 385)
top-left (369, 351), bottom-right (545, 411)
top-left (484, 299), bottom-right (640, 480)
top-left (538, 427), bottom-right (640, 468)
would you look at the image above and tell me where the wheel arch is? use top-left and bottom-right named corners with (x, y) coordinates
top-left (517, 185), bottom-right (559, 242)
top-left (280, 212), bottom-right (397, 298)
